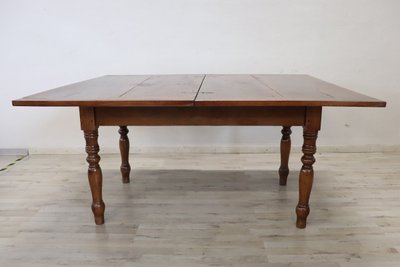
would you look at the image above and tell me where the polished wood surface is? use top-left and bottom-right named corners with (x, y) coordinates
top-left (80, 107), bottom-right (105, 225)
top-left (118, 126), bottom-right (131, 184)
top-left (13, 74), bottom-right (385, 107)
top-left (279, 126), bottom-right (292, 186)
top-left (95, 107), bottom-right (306, 126)
top-left (83, 129), bottom-right (105, 225)
top-left (296, 107), bottom-right (321, 228)
top-left (13, 75), bottom-right (204, 107)
top-left (196, 74), bottom-right (385, 107)
top-left (12, 74), bottom-right (386, 228)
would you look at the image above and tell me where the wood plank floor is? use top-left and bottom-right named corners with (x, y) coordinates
top-left (0, 152), bottom-right (400, 267)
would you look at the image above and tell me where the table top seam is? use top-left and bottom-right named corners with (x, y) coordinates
top-left (193, 74), bottom-right (206, 105)
top-left (250, 75), bottom-right (284, 98)
top-left (118, 76), bottom-right (152, 98)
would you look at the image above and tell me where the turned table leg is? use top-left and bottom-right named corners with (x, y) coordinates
top-left (84, 129), bottom-right (105, 225)
top-left (119, 126), bottom-right (131, 183)
top-left (296, 107), bottom-right (321, 229)
top-left (279, 126), bottom-right (292, 185)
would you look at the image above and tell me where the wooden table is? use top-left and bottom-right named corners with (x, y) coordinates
top-left (12, 74), bottom-right (386, 228)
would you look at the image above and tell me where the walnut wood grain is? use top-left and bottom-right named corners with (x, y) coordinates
top-left (119, 75), bottom-right (204, 103)
top-left (252, 75), bottom-right (385, 106)
top-left (12, 75), bottom-right (204, 107)
top-left (119, 126), bottom-right (131, 184)
top-left (83, 129), bottom-right (105, 225)
top-left (95, 107), bottom-right (306, 126)
top-left (296, 107), bottom-right (321, 228)
top-left (12, 74), bottom-right (386, 107)
top-left (195, 75), bottom-right (386, 107)
top-left (80, 107), bottom-right (104, 225)
top-left (279, 126), bottom-right (292, 186)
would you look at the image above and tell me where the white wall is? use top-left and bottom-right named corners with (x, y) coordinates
top-left (1, 0), bottom-right (399, 154)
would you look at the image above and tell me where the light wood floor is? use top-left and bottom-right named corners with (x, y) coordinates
top-left (0, 152), bottom-right (400, 267)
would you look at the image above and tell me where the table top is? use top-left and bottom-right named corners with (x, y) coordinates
top-left (12, 74), bottom-right (386, 107)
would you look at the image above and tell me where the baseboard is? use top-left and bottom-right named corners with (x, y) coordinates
top-left (25, 144), bottom-right (400, 155)
top-left (0, 148), bottom-right (29, 156)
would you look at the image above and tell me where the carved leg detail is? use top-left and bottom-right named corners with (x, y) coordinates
top-left (279, 126), bottom-right (292, 185)
top-left (296, 129), bottom-right (318, 229)
top-left (84, 129), bottom-right (105, 225)
top-left (119, 126), bottom-right (131, 184)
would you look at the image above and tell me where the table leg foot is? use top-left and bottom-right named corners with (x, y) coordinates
top-left (84, 129), bottom-right (105, 225)
top-left (279, 126), bottom-right (292, 185)
top-left (119, 126), bottom-right (131, 184)
top-left (296, 128), bottom-right (318, 229)
top-left (92, 203), bottom-right (105, 225)
top-left (296, 204), bottom-right (310, 229)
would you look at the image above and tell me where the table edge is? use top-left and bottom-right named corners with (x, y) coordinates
top-left (12, 99), bottom-right (386, 108)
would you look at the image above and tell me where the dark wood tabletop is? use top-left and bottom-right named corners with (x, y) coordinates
top-left (12, 74), bottom-right (385, 107)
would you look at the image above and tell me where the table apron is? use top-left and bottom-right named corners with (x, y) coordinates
top-left (92, 107), bottom-right (306, 126)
